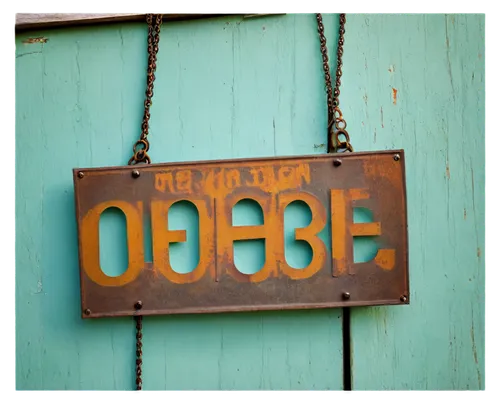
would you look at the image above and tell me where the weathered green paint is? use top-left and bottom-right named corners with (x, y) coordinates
top-left (15, 13), bottom-right (484, 390)
top-left (341, 14), bottom-right (485, 390)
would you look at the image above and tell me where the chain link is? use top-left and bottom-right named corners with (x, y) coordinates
top-left (129, 14), bottom-right (163, 165)
top-left (316, 13), bottom-right (353, 153)
top-left (135, 315), bottom-right (143, 390)
top-left (130, 14), bottom-right (163, 392)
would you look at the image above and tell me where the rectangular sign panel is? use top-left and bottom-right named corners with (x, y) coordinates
top-left (73, 150), bottom-right (409, 318)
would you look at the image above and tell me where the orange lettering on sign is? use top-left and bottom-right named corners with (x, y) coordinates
top-left (216, 192), bottom-right (278, 282)
top-left (275, 192), bottom-right (327, 279)
top-left (225, 169), bottom-right (241, 189)
top-left (79, 187), bottom-right (396, 286)
top-left (80, 200), bottom-right (145, 287)
top-left (331, 188), bottom-right (395, 276)
top-left (151, 199), bottom-right (214, 284)
top-left (155, 171), bottom-right (193, 194)
top-left (154, 164), bottom-right (311, 196)
top-left (155, 172), bottom-right (174, 193)
top-left (246, 167), bottom-right (269, 188)
top-left (175, 170), bottom-right (193, 194)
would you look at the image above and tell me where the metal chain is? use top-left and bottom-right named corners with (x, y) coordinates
top-left (129, 14), bottom-right (163, 391)
top-left (135, 315), bottom-right (143, 390)
top-left (316, 13), bottom-right (353, 153)
top-left (129, 14), bottom-right (163, 165)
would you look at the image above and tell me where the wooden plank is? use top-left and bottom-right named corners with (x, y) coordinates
top-left (15, 13), bottom-right (280, 31)
top-left (15, 14), bottom-right (343, 390)
top-left (340, 13), bottom-right (485, 390)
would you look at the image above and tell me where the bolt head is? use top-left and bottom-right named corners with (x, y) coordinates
top-left (77, 171), bottom-right (84, 179)
top-left (400, 295), bottom-right (408, 302)
top-left (84, 308), bottom-right (91, 315)
top-left (132, 170), bottom-right (140, 178)
top-left (135, 301), bottom-right (143, 310)
top-left (393, 154), bottom-right (401, 161)
top-left (333, 159), bottom-right (342, 167)
top-left (342, 292), bottom-right (350, 300)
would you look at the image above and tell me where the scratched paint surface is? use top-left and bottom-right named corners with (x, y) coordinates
top-left (15, 13), bottom-right (484, 390)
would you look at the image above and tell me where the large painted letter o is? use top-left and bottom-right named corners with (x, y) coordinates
top-left (80, 201), bottom-right (144, 287)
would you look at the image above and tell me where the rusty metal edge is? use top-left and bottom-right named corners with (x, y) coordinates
top-left (73, 149), bottom-right (406, 174)
top-left (399, 151), bottom-right (410, 305)
top-left (83, 298), bottom-right (409, 319)
top-left (73, 170), bottom-right (87, 318)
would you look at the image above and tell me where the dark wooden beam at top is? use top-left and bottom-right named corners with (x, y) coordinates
top-left (15, 13), bottom-right (282, 32)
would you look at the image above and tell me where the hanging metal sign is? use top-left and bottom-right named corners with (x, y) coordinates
top-left (73, 150), bottom-right (409, 318)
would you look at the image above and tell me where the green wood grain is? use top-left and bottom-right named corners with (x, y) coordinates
top-left (15, 14), bottom-right (344, 390)
top-left (340, 14), bottom-right (485, 390)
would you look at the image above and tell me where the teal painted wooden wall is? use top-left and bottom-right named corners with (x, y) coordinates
top-left (15, 13), bottom-right (484, 390)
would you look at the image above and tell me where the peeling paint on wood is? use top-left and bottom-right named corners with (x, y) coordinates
top-left (22, 36), bottom-right (48, 44)
top-left (346, 13), bottom-right (484, 390)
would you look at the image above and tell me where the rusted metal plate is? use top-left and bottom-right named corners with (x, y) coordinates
top-left (73, 150), bottom-right (409, 318)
